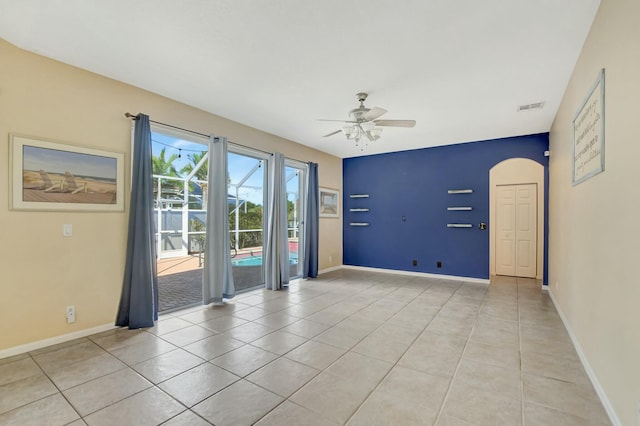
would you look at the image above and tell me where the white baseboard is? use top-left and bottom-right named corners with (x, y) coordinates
top-left (0, 323), bottom-right (117, 360)
top-left (318, 265), bottom-right (343, 275)
top-left (548, 288), bottom-right (621, 426)
top-left (341, 265), bottom-right (490, 284)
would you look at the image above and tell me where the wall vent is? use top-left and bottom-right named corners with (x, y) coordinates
top-left (517, 102), bottom-right (545, 112)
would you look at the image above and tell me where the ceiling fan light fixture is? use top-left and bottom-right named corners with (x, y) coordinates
top-left (370, 127), bottom-right (382, 139)
top-left (361, 121), bottom-right (375, 132)
top-left (342, 126), bottom-right (356, 139)
top-left (320, 93), bottom-right (415, 150)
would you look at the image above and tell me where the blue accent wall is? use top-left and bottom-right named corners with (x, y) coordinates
top-left (343, 133), bottom-right (549, 283)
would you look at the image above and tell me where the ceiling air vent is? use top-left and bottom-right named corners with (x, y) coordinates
top-left (517, 102), bottom-right (545, 112)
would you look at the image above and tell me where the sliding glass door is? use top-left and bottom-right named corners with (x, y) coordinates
top-left (228, 148), bottom-right (268, 291)
top-left (286, 162), bottom-right (306, 280)
top-left (151, 125), bottom-right (303, 306)
top-left (151, 127), bottom-right (208, 312)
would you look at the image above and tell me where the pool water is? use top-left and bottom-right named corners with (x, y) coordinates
top-left (232, 253), bottom-right (298, 267)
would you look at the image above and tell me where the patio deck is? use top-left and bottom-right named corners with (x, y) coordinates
top-left (158, 240), bottom-right (300, 313)
top-left (157, 256), bottom-right (203, 313)
top-left (158, 252), bottom-right (301, 313)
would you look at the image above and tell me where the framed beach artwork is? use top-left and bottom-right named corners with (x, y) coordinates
top-left (9, 134), bottom-right (125, 212)
top-left (319, 187), bottom-right (340, 218)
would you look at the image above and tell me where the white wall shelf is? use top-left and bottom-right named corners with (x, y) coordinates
top-left (447, 207), bottom-right (472, 211)
top-left (349, 194), bottom-right (370, 198)
top-left (447, 189), bottom-right (473, 194)
top-left (350, 222), bottom-right (370, 227)
top-left (349, 208), bottom-right (370, 212)
top-left (447, 223), bottom-right (473, 228)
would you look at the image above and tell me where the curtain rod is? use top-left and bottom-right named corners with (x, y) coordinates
top-left (125, 112), bottom-right (309, 164)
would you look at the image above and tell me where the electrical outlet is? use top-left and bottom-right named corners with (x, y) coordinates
top-left (412, 259), bottom-right (418, 266)
top-left (555, 281), bottom-right (559, 291)
top-left (66, 305), bottom-right (76, 324)
top-left (329, 255), bottom-right (333, 263)
top-left (437, 261), bottom-right (442, 268)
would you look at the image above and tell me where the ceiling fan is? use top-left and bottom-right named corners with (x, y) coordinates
top-left (319, 92), bottom-right (416, 149)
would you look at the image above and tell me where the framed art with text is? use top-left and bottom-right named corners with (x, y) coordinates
top-left (572, 68), bottom-right (605, 185)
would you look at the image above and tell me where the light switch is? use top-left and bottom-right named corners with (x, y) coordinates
top-left (63, 224), bottom-right (73, 237)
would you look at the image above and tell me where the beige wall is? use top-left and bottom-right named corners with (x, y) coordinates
top-left (0, 39), bottom-right (342, 351)
top-left (548, 0), bottom-right (640, 424)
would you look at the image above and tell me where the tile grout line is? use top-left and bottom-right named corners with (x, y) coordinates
top-left (8, 272), bottom-right (590, 425)
top-left (345, 280), bottom-right (475, 425)
top-left (26, 344), bottom-right (150, 423)
top-left (341, 280), bottom-right (454, 424)
top-left (80, 328), bottom-right (227, 421)
top-left (2, 352), bottom-right (84, 420)
top-left (89, 331), bottom-right (232, 423)
top-left (253, 278), bottom-right (420, 424)
top-left (183, 276), bottom-right (390, 425)
top-left (432, 281), bottom-right (489, 425)
top-left (518, 277), bottom-right (526, 426)
top-left (260, 278), bottom-right (446, 425)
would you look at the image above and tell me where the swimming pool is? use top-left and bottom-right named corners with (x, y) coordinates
top-left (232, 253), bottom-right (298, 266)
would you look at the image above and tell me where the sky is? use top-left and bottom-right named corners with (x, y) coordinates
top-left (151, 132), bottom-right (300, 204)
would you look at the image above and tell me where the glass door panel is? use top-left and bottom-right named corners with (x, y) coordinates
top-left (152, 128), bottom-right (208, 313)
top-left (228, 150), bottom-right (267, 291)
top-left (286, 163), bottom-right (305, 280)
top-left (155, 175), bottom-right (187, 259)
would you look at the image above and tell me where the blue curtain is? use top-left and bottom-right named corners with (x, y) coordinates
top-left (265, 153), bottom-right (289, 290)
top-left (203, 135), bottom-right (235, 303)
top-left (115, 114), bottom-right (158, 328)
top-left (303, 162), bottom-right (319, 278)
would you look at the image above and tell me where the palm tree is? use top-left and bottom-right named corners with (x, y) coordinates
top-left (180, 151), bottom-right (208, 181)
top-left (152, 147), bottom-right (179, 177)
top-left (181, 150), bottom-right (208, 206)
top-left (152, 147), bottom-right (181, 195)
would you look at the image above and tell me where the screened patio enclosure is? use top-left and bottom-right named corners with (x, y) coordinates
top-left (154, 142), bottom-right (305, 312)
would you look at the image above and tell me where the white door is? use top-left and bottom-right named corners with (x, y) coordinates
top-left (515, 184), bottom-right (537, 277)
top-left (495, 184), bottom-right (537, 278)
top-left (496, 186), bottom-right (516, 276)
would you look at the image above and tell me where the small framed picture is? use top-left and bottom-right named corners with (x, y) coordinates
top-left (319, 187), bottom-right (340, 218)
top-left (10, 134), bottom-right (125, 212)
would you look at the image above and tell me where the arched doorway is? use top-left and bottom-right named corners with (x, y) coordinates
top-left (489, 158), bottom-right (544, 280)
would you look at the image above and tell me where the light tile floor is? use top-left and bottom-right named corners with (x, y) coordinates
top-left (0, 270), bottom-right (611, 425)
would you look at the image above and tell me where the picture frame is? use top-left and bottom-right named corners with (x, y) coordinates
top-left (319, 187), bottom-right (340, 218)
top-left (9, 134), bottom-right (125, 212)
top-left (572, 68), bottom-right (605, 185)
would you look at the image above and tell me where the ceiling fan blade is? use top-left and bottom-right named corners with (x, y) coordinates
top-left (323, 130), bottom-right (342, 138)
top-left (317, 119), bottom-right (359, 123)
top-left (364, 107), bottom-right (387, 121)
top-left (373, 119), bottom-right (416, 128)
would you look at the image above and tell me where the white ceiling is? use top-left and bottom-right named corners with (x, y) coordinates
top-left (0, 0), bottom-right (600, 158)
